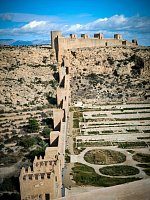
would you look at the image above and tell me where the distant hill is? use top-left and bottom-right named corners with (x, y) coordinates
top-left (0, 39), bottom-right (50, 46)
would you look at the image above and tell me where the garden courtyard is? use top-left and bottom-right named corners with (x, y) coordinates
top-left (64, 103), bottom-right (150, 189)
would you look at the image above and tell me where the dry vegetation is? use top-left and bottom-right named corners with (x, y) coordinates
top-left (0, 46), bottom-right (58, 198)
top-left (67, 46), bottom-right (150, 104)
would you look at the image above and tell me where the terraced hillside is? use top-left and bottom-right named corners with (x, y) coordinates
top-left (0, 46), bottom-right (58, 199)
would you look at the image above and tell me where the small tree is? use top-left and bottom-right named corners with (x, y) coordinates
top-left (39, 140), bottom-right (48, 151)
top-left (19, 137), bottom-right (37, 148)
top-left (41, 127), bottom-right (51, 138)
top-left (27, 118), bottom-right (40, 133)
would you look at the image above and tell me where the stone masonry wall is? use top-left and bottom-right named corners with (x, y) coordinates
top-left (19, 51), bottom-right (70, 200)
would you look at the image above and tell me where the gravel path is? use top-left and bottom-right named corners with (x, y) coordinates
top-left (71, 146), bottom-right (150, 179)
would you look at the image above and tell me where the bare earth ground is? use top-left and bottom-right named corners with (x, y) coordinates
top-left (59, 179), bottom-right (150, 200)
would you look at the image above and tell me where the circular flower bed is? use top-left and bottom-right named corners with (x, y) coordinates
top-left (84, 149), bottom-right (126, 165)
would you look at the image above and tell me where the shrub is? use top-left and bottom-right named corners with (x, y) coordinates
top-left (43, 56), bottom-right (48, 64)
top-left (73, 119), bottom-right (79, 128)
top-left (19, 137), bottom-right (38, 148)
top-left (42, 118), bottom-right (53, 128)
top-left (4, 135), bottom-right (19, 144)
top-left (49, 64), bottom-right (57, 71)
top-left (65, 149), bottom-right (70, 154)
top-left (27, 118), bottom-right (40, 133)
top-left (136, 164), bottom-right (150, 168)
top-left (72, 163), bottom-right (140, 187)
top-left (26, 141), bottom-right (48, 162)
top-left (117, 142), bottom-right (147, 149)
top-left (65, 154), bottom-right (70, 163)
top-left (133, 153), bottom-right (150, 163)
top-left (99, 165), bottom-right (139, 176)
top-left (73, 112), bottom-right (83, 118)
top-left (49, 80), bottom-right (57, 88)
top-left (107, 57), bottom-right (114, 65)
top-left (47, 96), bottom-right (57, 105)
top-left (41, 127), bottom-right (51, 138)
top-left (0, 154), bottom-right (18, 166)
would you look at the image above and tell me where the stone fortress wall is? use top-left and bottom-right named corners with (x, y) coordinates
top-left (51, 31), bottom-right (138, 60)
top-left (19, 46), bottom-right (70, 199)
top-left (19, 30), bottom-right (139, 200)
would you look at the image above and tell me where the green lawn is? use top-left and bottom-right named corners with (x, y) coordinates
top-left (72, 163), bottom-right (141, 187)
top-left (99, 165), bottom-right (139, 176)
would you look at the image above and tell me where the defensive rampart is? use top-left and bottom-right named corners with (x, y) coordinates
top-left (51, 31), bottom-right (138, 60)
top-left (19, 30), bottom-right (140, 200)
top-left (19, 52), bottom-right (70, 200)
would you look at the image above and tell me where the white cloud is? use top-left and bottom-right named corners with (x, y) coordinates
top-left (0, 15), bottom-right (150, 45)
top-left (21, 21), bottom-right (48, 31)
top-left (65, 24), bottom-right (82, 32)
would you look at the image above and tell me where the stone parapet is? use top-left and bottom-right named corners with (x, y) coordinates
top-left (20, 41), bottom-right (70, 199)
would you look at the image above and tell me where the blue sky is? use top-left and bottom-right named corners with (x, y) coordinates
top-left (0, 0), bottom-right (150, 45)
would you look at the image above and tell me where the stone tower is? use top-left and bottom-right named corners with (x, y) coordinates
top-left (19, 149), bottom-right (63, 200)
top-left (114, 34), bottom-right (123, 40)
top-left (51, 31), bottom-right (62, 61)
top-left (51, 31), bottom-right (62, 49)
top-left (94, 33), bottom-right (104, 39)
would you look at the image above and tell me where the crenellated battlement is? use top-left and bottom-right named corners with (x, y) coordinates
top-left (22, 172), bottom-right (54, 181)
top-left (20, 162), bottom-right (56, 177)
top-left (33, 155), bottom-right (58, 164)
top-left (51, 31), bottom-right (138, 61)
top-left (33, 160), bottom-right (56, 173)
top-left (19, 37), bottom-right (70, 199)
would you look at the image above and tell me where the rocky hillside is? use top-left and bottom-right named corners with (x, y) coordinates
top-left (0, 46), bottom-right (58, 113)
top-left (0, 46), bottom-right (58, 191)
top-left (0, 46), bottom-right (59, 154)
top-left (66, 46), bottom-right (150, 104)
top-left (67, 46), bottom-right (150, 77)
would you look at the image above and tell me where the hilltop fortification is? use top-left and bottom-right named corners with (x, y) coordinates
top-left (0, 31), bottom-right (149, 200)
top-left (51, 31), bottom-right (138, 60)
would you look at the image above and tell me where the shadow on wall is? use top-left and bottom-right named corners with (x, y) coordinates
top-left (53, 72), bottom-right (59, 82)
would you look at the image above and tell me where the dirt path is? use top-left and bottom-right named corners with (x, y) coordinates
top-left (58, 178), bottom-right (150, 200)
